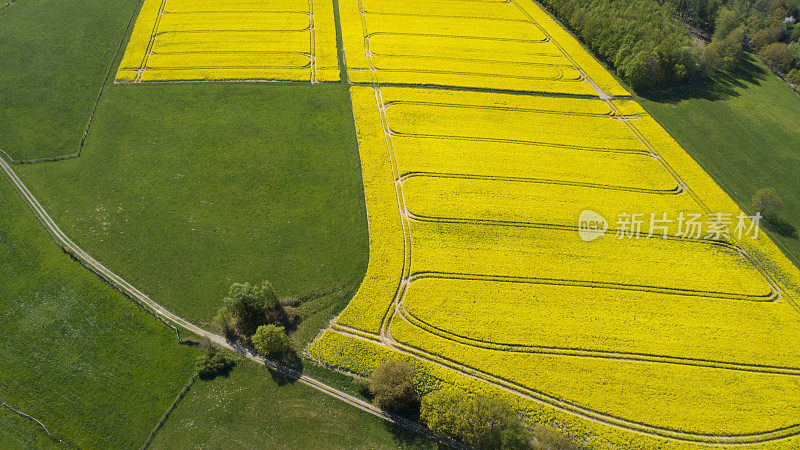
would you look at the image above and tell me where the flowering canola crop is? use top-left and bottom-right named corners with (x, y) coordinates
top-left (116, 0), bottom-right (339, 82)
top-left (121, 0), bottom-right (800, 445)
top-left (309, 0), bottom-right (800, 445)
top-left (338, 0), bottom-right (627, 95)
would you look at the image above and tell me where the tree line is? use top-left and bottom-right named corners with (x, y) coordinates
top-left (669, 0), bottom-right (800, 83)
top-left (358, 360), bottom-right (577, 449)
top-left (538, 0), bottom-right (800, 89)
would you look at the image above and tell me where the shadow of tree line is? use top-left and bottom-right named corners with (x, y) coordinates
top-left (641, 54), bottom-right (770, 103)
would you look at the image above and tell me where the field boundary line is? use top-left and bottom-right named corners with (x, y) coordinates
top-left (384, 132), bottom-right (654, 155)
top-left (140, 374), bottom-right (197, 449)
top-left (308, 0), bottom-right (317, 82)
top-left (366, 30), bottom-right (548, 43)
top-left (399, 171), bottom-right (681, 194)
top-left (384, 99), bottom-right (612, 115)
top-left (2, 0), bottom-right (144, 165)
top-left (136, 0), bottom-right (167, 82)
top-left (405, 271), bottom-right (776, 301)
top-left (0, 394), bottom-right (72, 447)
top-left (0, 155), bottom-right (463, 450)
top-left (348, 81), bottom-right (622, 99)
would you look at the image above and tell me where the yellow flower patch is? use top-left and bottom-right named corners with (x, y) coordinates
top-left (116, 0), bottom-right (339, 82)
top-left (336, 0), bottom-right (629, 94)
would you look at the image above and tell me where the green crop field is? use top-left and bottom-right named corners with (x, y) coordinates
top-left (4, 0), bottom-right (369, 329)
top-left (1, 159), bottom-right (423, 448)
top-left (0, 0), bottom-right (140, 161)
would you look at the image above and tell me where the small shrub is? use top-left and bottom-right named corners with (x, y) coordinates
top-left (369, 360), bottom-right (419, 413)
top-left (196, 344), bottom-right (235, 380)
top-left (251, 324), bottom-right (291, 356)
top-left (752, 188), bottom-right (783, 218)
top-left (420, 388), bottom-right (464, 438)
top-left (212, 308), bottom-right (235, 338)
top-left (761, 42), bottom-right (795, 73)
top-left (421, 389), bottom-right (533, 449)
top-left (221, 281), bottom-right (279, 336)
top-left (214, 280), bottom-right (303, 339)
top-left (786, 68), bottom-right (800, 85)
top-left (460, 395), bottom-right (531, 449)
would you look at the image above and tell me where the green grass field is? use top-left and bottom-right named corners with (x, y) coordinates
top-left (0, 0), bottom-right (139, 161)
top-left (0, 167), bottom-right (199, 449)
top-left (149, 360), bottom-right (433, 449)
top-left (639, 55), bottom-right (800, 267)
top-left (16, 82), bottom-right (369, 327)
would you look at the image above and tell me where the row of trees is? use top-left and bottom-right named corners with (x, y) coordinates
top-left (671, 0), bottom-right (800, 82)
top-left (538, 0), bottom-right (800, 90)
top-left (205, 281), bottom-right (297, 371)
top-left (361, 360), bottom-right (536, 449)
top-left (213, 281), bottom-right (299, 339)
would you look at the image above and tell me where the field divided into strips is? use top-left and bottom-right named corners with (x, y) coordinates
top-left (116, 0), bottom-right (339, 82)
top-left (309, 0), bottom-right (800, 446)
top-left (339, 0), bottom-right (626, 95)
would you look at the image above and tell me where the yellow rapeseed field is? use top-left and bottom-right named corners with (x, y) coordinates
top-left (116, 0), bottom-right (339, 82)
top-left (120, 0), bottom-right (800, 445)
top-left (309, 0), bottom-right (800, 441)
top-left (337, 0), bottom-right (627, 94)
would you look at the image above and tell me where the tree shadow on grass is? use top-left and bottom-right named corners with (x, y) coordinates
top-left (265, 350), bottom-right (304, 386)
top-left (198, 364), bottom-right (235, 381)
top-left (764, 215), bottom-right (798, 238)
top-left (641, 54), bottom-right (769, 103)
top-left (383, 421), bottom-right (442, 449)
